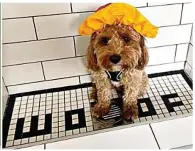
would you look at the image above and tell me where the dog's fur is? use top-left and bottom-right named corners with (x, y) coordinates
top-left (86, 23), bottom-right (149, 120)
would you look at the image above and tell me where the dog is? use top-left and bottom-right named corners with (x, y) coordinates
top-left (86, 23), bottom-right (149, 120)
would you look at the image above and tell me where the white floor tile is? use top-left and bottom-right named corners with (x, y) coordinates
top-left (25, 144), bottom-right (44, 149)
top-left (146, 24), bottom-right (192, 47)
top-left (148, 46), bottom-right (176, 65)
top-left (151, 116), bottom-right (193, 149)
top-left (75, 36), bottom-right (90, 56)
top-left (2, 3), bottom-right (71, 19)
top-left (139, 4), bottom-right (182, 27)
top-left (46, 125), bottom-right (159, 149)
top-left (181, 3), bottom-right (193, 24)
top-left (2, 18), bottom-right (36, 43)
top-left (3, 63), bottom-right (44, 86)
top-left (42, 57), bottom-right (88, 80)
top-left (3, 37), bottom-right (75, 66)
top-left (146, 62), bottom-right (185, 74)
top-left (34, 13), bottom-right (92, 39)
top-left (175, 44), bottom-right (189, 62)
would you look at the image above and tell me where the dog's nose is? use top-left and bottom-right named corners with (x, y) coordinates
top-left (109, 54), bottom-right (121, 64)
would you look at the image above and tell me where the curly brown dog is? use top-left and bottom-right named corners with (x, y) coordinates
top-left (86, 23), bottom-right (149, 120)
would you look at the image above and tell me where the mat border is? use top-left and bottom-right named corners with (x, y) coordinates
top-left (2, 69), bottom-right (193, 148)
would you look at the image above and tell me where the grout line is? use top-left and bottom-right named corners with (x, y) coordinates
top-left (3, 39), bottom-right (37, 45)
top-left (189, 25), bottom-right (193, 43)
top-left (146, 3), bottom-right (148, 7)
top-left (25, 95), bottom-right (30, 144)
top-left (73, 36), bottom-right (77, 57)
top-left (185, 61), bottom-right (192, 69)
top-left (3, 35), bottom-right (81, 45)
top-left (171, 144), bottom-right (193, 149)
top-left (184, 25), bottom-right (193, 65)
top-left (70, 3), bottom-right (73, 13)
top-left (184, 24), bottom-right (193, 64)
top-left (41, 62), bottom-right (46, 80)
top-left (32, 17), bottom-right (38, 40)
top-left (6, 75), bottom-right (82, 87)
top-left (179, 3), bottom-right (184, 24)
top-left (148, 43), bottom-right (180, 49)
top-left (158, 23), bottom-right (192, 28)
top-left (2, 77), bottom-right (10, 95)
top-left (174, 44), bottom-right (178, 62)
top-left (2, 56), bottom-right (84, 67)
top-left (1, 5), bottom-right (147, 21)
top-left (44, 144), bottom-right (46, 149)
top-left (36, 93), bottom-right (42, 142)
top-left (185, 43), bottom-right (191, 66)
top-left (79, 76), bottom-right (81, 84)
top-left (184, 60), bottom-right (188, 71)
top-left (149, 124), bottom-right (161, 149)
top-left (148, 61), bottom-right (184, 67)
top-left (2, 11), bottom-right (93, 20)
top-left (147, 2), bottom-right (190, 7)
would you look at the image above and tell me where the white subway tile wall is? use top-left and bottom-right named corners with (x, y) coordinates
top-left (34, 13), bottom-right (92, 39)
top-left (75, 36), bottom-right (90, 56)
top-left (145, 62), bottom-right (185, 74)
top-left (146, 24), bottom-right (192, 47)
top-left (2, 80), bottom-right (9, 113)
top-left (7, 77), bottom-right (80, 94)
top-left (147, 0), bottom-right (192, 6)
top-left (80, 75), bottom-right (92, 84)
top-left (181, 3), bottom-right (193, 24)
top-left (175, 44), bottom-right (189, 62)
top-left (71, 3), bottom-right (106, 12)
top-left (2, 3), bottom-right (71, 18)
top-left (148, 46), bottom-right (176, 65)
top-left (2, 18), bottom-right (36, 43)
top-left (3, 38), bottom-right (75, 66)
top-left (186, 45), bottom-right (193, 67)
top-left (3, 63), bottom-right (44, 86)
top-left (2, 2), bottom-right (193, 93)
top-left (42, 57), bottom-right (88, 80)
top-left (139, 4), bottom-right (182, 27)
top-left (184, 30), bottom-right (193, 79)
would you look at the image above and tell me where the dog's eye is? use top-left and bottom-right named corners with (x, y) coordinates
top-left (122, 35), bottom-right (130, 43)
top-left (100, 37), bottom-right (109, 45)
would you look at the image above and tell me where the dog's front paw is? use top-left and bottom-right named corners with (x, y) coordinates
top-left (92, 103), bottom-right (110, 118)
top-left (123, 102), bottom-right (138, 120)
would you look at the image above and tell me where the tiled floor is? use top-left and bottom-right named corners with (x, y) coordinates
top-left (3, 70), bottom-right (193, 149)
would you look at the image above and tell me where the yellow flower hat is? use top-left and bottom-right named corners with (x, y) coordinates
top-left (78, 3), bottom-right (158, 38)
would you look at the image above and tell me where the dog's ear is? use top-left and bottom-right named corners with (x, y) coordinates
top-left (136, 36), bottom-right (149, 70)
top-left (86, 33), bottom-right (99, 71)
